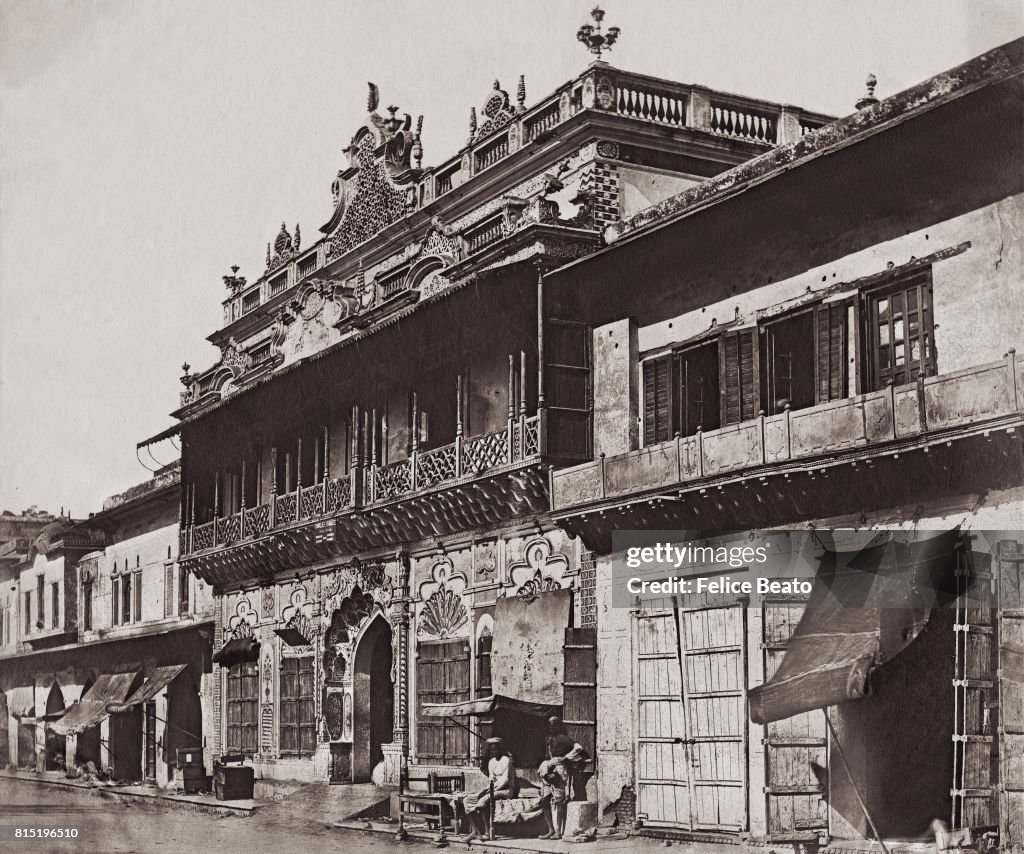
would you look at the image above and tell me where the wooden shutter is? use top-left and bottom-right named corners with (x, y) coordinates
top-left (112, 577), bottom-right (121, 626)
top-left (563, 628), bottom-right (597, 772)
top-left (996, 541), bottom-right (1024, 844)
top-left (815, 302), bottom-right (847, 402)
top-left (720, 329), bottom-right (759, 426)
top-left (643, 355), bottom-right (673, 445)
top-left (133, 572), bottom-right (142, 623)
top-left (416, 639), bottom-right (470, 764)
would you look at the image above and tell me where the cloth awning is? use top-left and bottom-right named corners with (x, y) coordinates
top-left (273, 627), bottom-right (310, 647)
top-left (106, 665), bottom-right (187, 714)
top-left (492, 587), bottom-right (572, 706)
top-left (8, 687), bottom-right (36, 719)
top-left (212, 637), bottom-right (259, 668)
top-left (421, 694), bottom-right (562, 719)
top-left (50, 673), bottom-right (136, 735)
top-left (748, 528), bottom-right (964, 724)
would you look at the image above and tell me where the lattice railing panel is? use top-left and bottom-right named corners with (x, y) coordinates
top-left (276, 491), bottom-right (298, 525)
top-left (244, 504), bottom-right (270, 538)
top-left (462, 430), bottom-right (508, 473)
top-left (300, 487), bottom-right (325, 520)
top-left (374, 459), bottom-right (413, 500)
top-left (192, 521), bottom-right (215, 552)
top-left (418, 444), bottom-right (458, 488)
top-left (523, 416), bottom-right (540, 457)
top-left (218, 514), bottom-right (241, 545)
top-left (326, 475), bottom-right (351, 513)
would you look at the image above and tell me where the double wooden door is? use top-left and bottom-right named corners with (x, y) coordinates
top-left (635, 605), bottom-right (747, 830)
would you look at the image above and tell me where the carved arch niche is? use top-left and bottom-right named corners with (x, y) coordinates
top-left (507, 535), bottom-right (569, 598)
top-left (416, 557), bottom-right (469, 640)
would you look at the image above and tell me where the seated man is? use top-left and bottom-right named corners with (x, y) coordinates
top-left (463, 737), bottom-right (517, 840)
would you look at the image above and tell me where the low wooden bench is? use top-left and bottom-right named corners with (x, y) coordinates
top-left (398, 771), bottom-right (465, 833)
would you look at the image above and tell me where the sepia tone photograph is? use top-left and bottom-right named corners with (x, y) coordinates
top-left (1, 1), bottom-right (1022, 851)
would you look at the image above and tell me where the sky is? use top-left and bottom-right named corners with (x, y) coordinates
top-left (1, 0), bottom-right (1021, 518)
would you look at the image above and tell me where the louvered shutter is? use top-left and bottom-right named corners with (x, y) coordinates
top-left (643, 356), bottom-right (673, 445)
top-left (164, 564), bottom-right (174, 618)
top-left (720, 329), bottom-right (759, 425)
top-left (112, 577), bottom-right (121, 626)
top-left (815, 302), bottom-right (848, 402)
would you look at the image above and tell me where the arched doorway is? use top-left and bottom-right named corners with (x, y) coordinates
top-left (352, 615), bottom-right (393, 783)
top-left (44, 683), bottom-right (66, 771)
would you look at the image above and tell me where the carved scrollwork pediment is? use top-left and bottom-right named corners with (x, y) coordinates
top-left (268, 279), bottom-right (356, 366)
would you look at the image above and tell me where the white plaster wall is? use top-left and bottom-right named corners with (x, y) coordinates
top-left (637, 193), bottom-right (1024, 374)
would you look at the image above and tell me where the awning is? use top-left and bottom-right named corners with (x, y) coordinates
top-left (274, 627), bottom-right (310, 647)
top-left (8, 687), bottom-right (36, 719)
top-left (213, 637), bottom-right (259, 668)
top-left (749, 529), bottom-right (964, 724)
top-left (421, 694), bottom-right (562, 719)
top-left (50, 673), bottom-right (137, 735)
top-left (106, 665), bottom-right (187, 714)
top-left (492, 587), bottom-right (572, 706)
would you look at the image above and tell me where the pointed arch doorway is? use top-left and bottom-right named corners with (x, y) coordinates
top-left (351, 615), bottom-right (394, 783)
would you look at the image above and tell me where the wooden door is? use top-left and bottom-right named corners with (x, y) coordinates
top-left (144, 701), bottom-right (157, 781)
top-left (679, 605), bottom-right (747, 830)
top-left (762, 601), bottom-right (828, 841)
top-left (635, 610), bottom-right (691, 826)
top-left (997, 540), bottom-right (1024, 847)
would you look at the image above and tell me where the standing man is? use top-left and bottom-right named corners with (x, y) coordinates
top-left (538, 716), bottom-right (584, 839)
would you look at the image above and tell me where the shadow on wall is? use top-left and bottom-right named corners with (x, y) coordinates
top-left (830, 607), bottom-right (956, 840)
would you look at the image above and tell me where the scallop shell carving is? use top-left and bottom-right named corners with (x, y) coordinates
top-left (418, 587), bottom-right (468, 639)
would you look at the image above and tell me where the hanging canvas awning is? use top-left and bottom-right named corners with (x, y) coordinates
top-left (212, 637), bottom-right (259, 668)
top-left (8, 687), bottom-right (36, 719)
top-left (273, 627), bottom-right (309, 647)
top-left (50, 673), bottom-right (137, 736)
top-left (492, 587), bottom-right (572, 706)
top-left (105, 665), bottom-right (188, 714)
top-left (749, 528), bottom-right (965, 724)
top-left (421, 694), bottom-right (561, 719)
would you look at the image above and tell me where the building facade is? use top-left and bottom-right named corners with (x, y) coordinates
top-left (0, 466), bottom-right (216, 787)
top-left (141, 25), bottom-right (1023, 851)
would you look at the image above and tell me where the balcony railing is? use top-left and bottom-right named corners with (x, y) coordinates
top-left (181, 415), bottom-right (543, 555)
top-left (551, 354), bottom-right (1024, 511)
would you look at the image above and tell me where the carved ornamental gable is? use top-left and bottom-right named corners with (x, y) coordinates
top-left (508, 536), bottom-right (569, 598)
top-left (416, 557), bottom-right (469, 640)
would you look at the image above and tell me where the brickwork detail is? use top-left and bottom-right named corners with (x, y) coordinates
top-left (582, 161), bottom-right (620, 231)
top-left (580, 548), bottom-right (597, 628)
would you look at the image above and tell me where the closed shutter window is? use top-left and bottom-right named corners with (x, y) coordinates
top-left (164, 565), bottom-right (174, 619)
top-left (720, 329), bottom-right (759, 425)
top-left (133, 572), bottom-right (142, 624)
top-left (815, 302), bottom-right (848, 402)
top-left (226, 661), bottom-right (259, 755)
top-left (112, 578), bottom-right (121, 626)
top-left (643, 355), bottom-right (673, 445)
top-left (280, 655), bottom-right (316, 756)
top-left (416, 639), bottom-right (470, 765)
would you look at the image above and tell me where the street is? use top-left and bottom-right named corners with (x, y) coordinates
top-left (0, 780), bottom-right (435, 854)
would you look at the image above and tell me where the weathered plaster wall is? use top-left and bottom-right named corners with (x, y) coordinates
top-left (18, 554), bottom-right (66, 640)
top-left (594, 555), bottom-right (634, 822)
top-left (592, 319), bottom-right (638, 457)
top-left (635, 193), bottom-right (1024, 371)
top-left (618, 167), bottom-right (701, 223)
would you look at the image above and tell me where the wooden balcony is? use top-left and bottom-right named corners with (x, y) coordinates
top-left (552, 354), bottom-right (1024, 513)
top-left (179, 415), bottom-right (548, 586)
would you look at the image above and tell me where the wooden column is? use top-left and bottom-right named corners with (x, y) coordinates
top-left (455, 375), bottom-right (464, 478)
top-left (536, 262), bottom-right (546, 411)
top-left (507, 355), bottom-right (515, 463)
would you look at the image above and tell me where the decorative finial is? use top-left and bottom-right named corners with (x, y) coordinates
top-left (266, 242), bottom-right (272, 268)
top-left (293, 223), bottom-right (301, 252)
top-left (516, 75), bottom-right (526, 110)
top-left (576, 6), bottom-right (620, 59)
top-left (468, 107), bottom-right (477, 143)
top-left (856, 73), bottom-right (879, 110)
top-left (222, 266), bottom-right (247, 292)
top-left (180, 363), bottom-right (194, 388)
top-left (367, 82), bottom-right (380, 113)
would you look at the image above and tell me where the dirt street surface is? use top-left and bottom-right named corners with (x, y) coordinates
top-left (0, 779), bottom-right (433, 854)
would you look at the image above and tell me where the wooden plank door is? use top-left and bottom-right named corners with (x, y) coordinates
top-left (762, 601), bottom-right (828, 841)
top-left (997, 540), bottom-right (1024, 846)
top-left (635, 610), bottom-right (692, 827)
top-left (952, 548), bottom-right (998, 828)
top-left (678, 604), bottom-right (747, 830)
